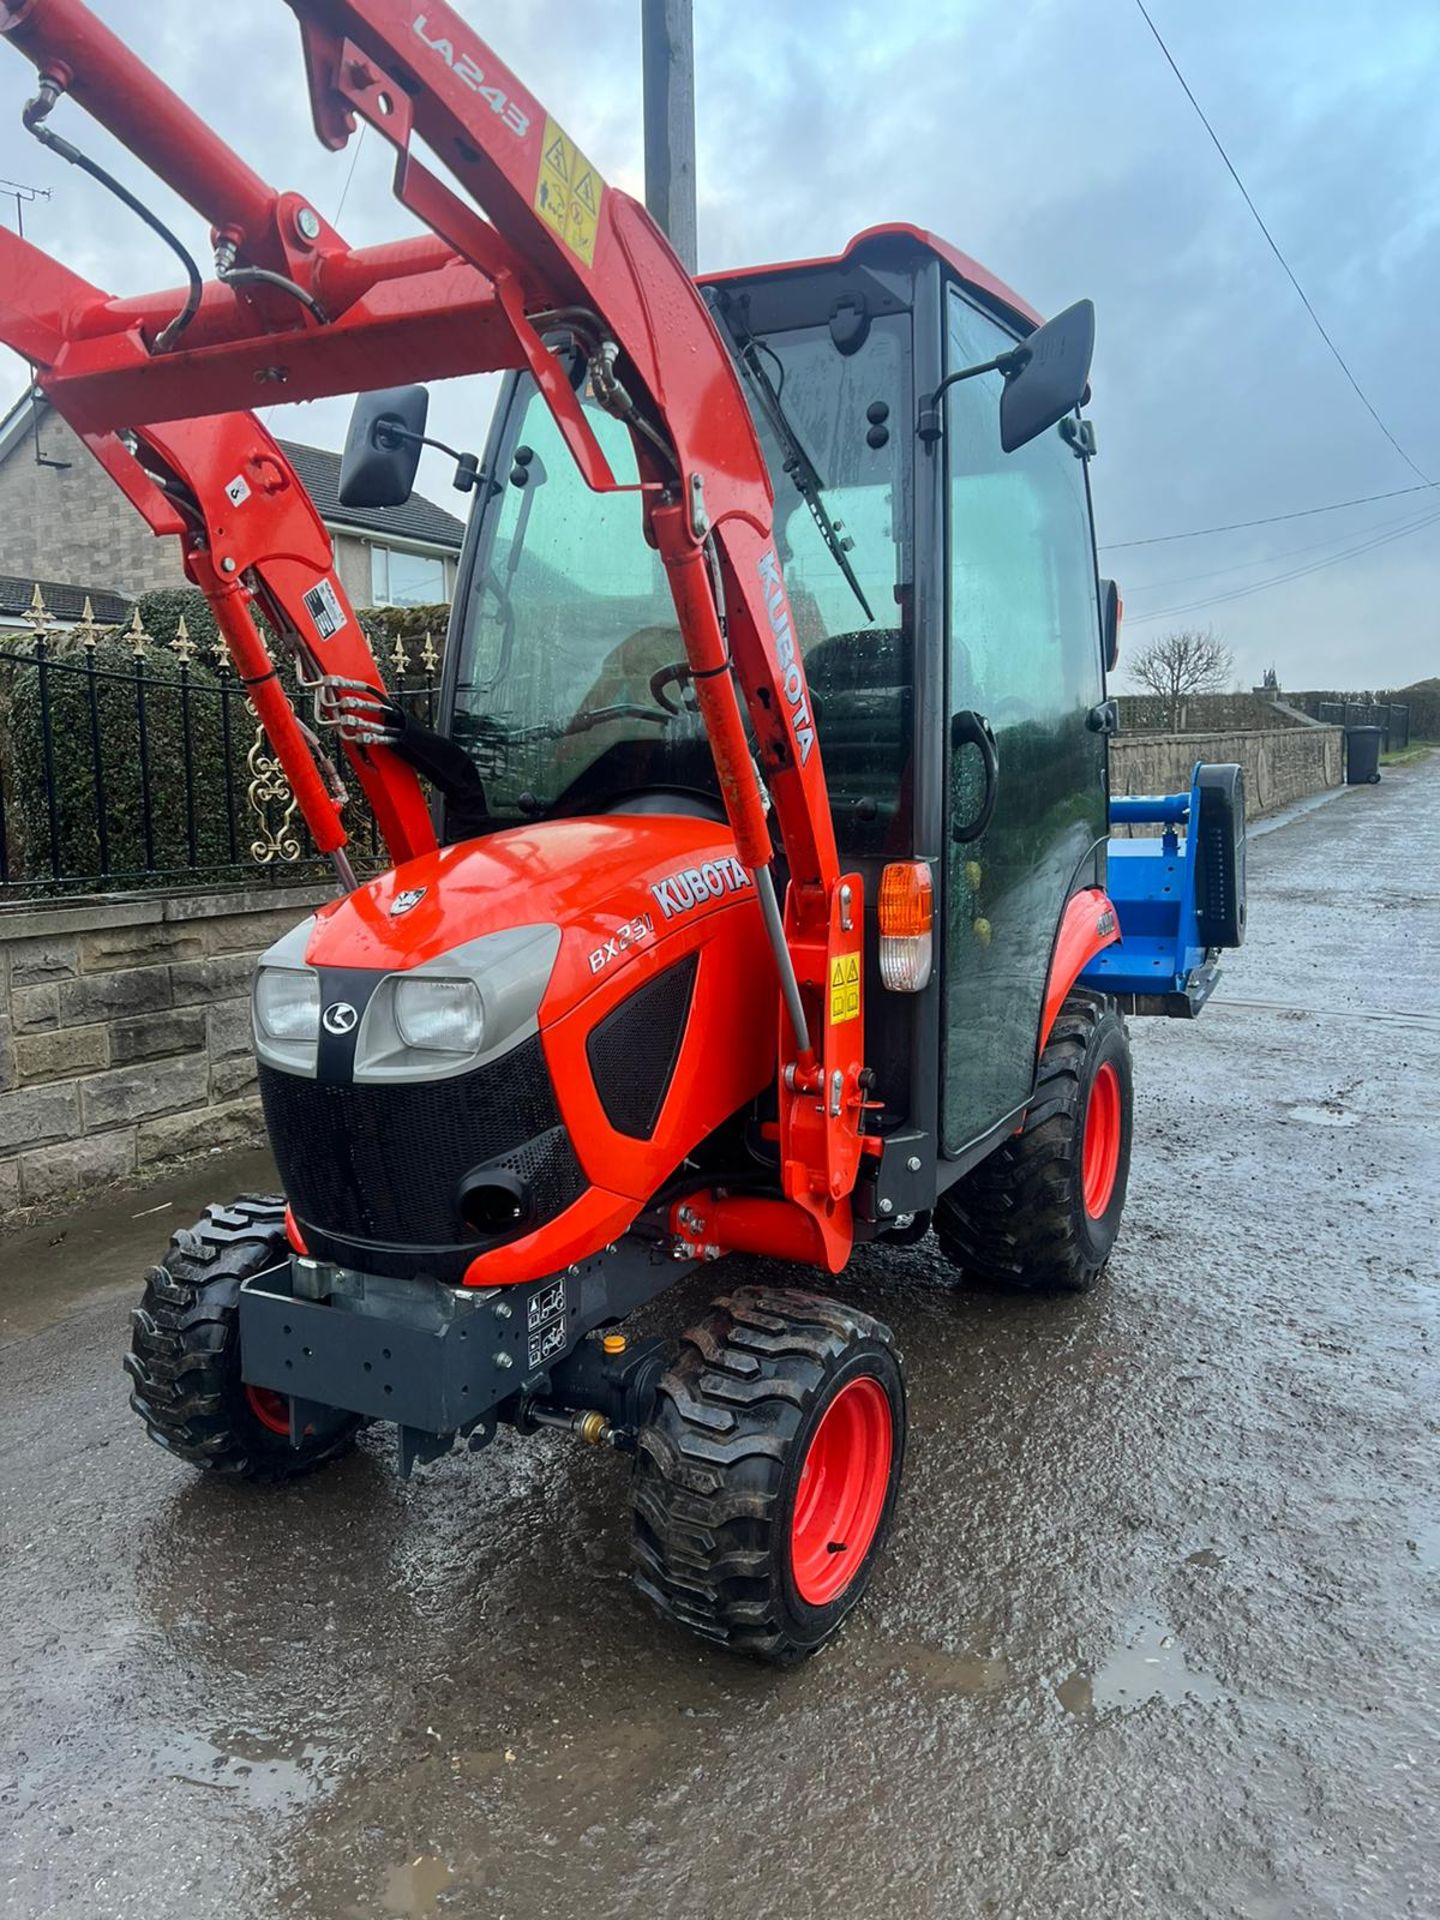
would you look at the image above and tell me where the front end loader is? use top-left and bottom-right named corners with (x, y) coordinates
top-left (0, 0), bottom-right (1245, 1663)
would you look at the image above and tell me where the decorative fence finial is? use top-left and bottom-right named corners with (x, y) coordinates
top-left (23, 584), bottom-right (52, 635)
top-left (72, 595), bottom-right (102, 650)
top-left (172, 612), bottom-right (196, 663)
top-left (419, 630), bottom-right (439, 674)
top-left (389, 632), bottom-right (411, 678)
top-left (126, 606), bottom-right (152, 655)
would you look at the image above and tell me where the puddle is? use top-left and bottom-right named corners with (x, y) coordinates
top-left (380, 1854), bottom-right (456, 1917)
top-left (158, 1729), bottom-right (337, 1809)
top-left (1286, 1103), bottom-right (1359, 1129)
top-left (901, 1645), bottom-right (1012, 1697)
top-left (1406, 1519), bottom-right (1440, 1574)
top-left (1057, 1617), bottom-right (1232, 1715)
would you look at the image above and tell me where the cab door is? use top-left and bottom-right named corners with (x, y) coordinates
top-left (940, 287), bottom-right (1108, 1155)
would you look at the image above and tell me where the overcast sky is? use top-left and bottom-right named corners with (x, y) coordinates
top-left (1, 0), bottom-right (1436, 690)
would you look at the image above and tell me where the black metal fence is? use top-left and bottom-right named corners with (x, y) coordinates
top-left (0, 599), bottom-right (439, 901)
top-left (1315, 702), bottom-right (1410, 751)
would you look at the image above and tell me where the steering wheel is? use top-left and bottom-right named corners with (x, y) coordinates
top-left (563, 702), bottom-right (672, 736)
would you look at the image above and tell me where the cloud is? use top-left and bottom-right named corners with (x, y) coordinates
top-left (0, 0), bottom-right (1435, 686)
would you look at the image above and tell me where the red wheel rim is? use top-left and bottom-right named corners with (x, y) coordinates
top-left (244, 1383), bottom-right (292, 1436)
top-left (790, 1375), bottom-right (894, 1607)
top-left (1082, 1060), bottom-right (1122, 1219)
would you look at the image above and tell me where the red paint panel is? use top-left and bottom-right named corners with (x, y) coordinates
top-left (1040, 888), bottom-right (1121, 1049)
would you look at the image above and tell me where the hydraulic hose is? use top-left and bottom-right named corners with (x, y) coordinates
top-left (24, 76), bottom-right (202, 352)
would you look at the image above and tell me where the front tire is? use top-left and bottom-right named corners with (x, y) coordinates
top-left (125, 1194), bottom-right (360, 1483)
top-left (632, 1286), bottom-right (906, 1665)
top-left (934, 992), bottom-right (1133, 1293)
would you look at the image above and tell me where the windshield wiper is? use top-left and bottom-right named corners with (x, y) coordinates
top-left (716, 309), bottom-right (874, 624)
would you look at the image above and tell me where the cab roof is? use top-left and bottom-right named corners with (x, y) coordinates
top-left (700, 223), bottom-right (1044, 337)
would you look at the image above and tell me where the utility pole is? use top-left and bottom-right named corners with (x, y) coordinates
top-left (641, 0), bottom-right (697, 275)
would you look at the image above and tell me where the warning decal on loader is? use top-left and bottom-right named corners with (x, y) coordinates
top-left (829, 953), bottom-right (861, 1025)
top-left (302, 577), bottom-right (347, 641)
top-left (533, 114), bottom-right (602, 267)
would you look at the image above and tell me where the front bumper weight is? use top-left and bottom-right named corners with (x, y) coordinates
top-left (239, 1260), bottom-right (555, 1436)
top-left (238, 1239), bottom-right (687, 1447)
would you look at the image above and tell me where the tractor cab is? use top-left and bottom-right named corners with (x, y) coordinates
top-left (407, 227), bottom-right (1114, 1175)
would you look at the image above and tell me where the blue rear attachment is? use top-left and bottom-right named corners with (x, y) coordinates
top-left (1080, 761), bottom-right (1245, 1018)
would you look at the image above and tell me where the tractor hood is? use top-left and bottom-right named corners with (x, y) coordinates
top-left (301, 814), bottom-right (755, 1029)
top-left (251, 817), bottom-right (777, 1282)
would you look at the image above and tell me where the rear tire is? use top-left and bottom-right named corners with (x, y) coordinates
top-left (631, 1286), bottom-right (905, 1665)
top-left (125, 1194), bottom-right (360, 1483)
top-left (934, 992), bottom-right (1132, 1293)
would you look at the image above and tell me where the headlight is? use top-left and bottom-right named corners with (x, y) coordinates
top-left (393, 976), bottom-right (484, 1055)
top-left (254, 966), bottom-right (319, 1042)
top-left (353, 924), bottom-right (561, 1085)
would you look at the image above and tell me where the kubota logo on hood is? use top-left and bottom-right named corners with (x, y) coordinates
top-left (757, 549), bottom-right (815, 766)
top-left (650, 857), bottom-right (752, 921)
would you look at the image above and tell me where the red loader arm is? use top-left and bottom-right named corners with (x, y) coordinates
top-left (0, 0), bottom-right (866, 1262)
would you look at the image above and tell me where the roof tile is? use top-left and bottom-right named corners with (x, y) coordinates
top-left (0, 575), bottom-right (131, 624)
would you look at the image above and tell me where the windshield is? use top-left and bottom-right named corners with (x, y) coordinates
top-left (451, 309), bottom-right (913, 851)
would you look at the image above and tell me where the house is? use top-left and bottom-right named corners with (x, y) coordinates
top-left (0, 573), bottom-right (131, 637)
top-left (0, 392), bottom-right (467, 622)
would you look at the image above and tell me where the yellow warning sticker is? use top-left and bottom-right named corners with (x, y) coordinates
top-left (828, 952), bottom-right (861, 1025)
top-left (533, 114), bottom-right (603, 268)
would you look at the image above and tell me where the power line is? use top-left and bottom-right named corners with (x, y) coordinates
top-left (331, 121), bottom-right (366, 230)
top-left (1098, 481), bottom-right (1439, 551)
top-left (1122, 500), bottom-right (1437, 595)
top-left (1129, 506), bottom-right (1440, 623)
top-left (1133, 0), bottom-right (1433, 487)
top-left (1125, 505), bottom-right (1440, 625)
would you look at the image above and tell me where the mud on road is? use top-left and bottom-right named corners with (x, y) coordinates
top-left (2, 761), bottom-right (1437, 1920)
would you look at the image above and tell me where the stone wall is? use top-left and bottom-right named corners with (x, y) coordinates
top-left (1109, 725), bottom-right (1343, 820)
top-left (0, 883), bottom-right (333, 1219)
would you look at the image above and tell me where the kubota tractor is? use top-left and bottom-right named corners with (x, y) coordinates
top-left (1, 0), bottom-right (1245, 1662)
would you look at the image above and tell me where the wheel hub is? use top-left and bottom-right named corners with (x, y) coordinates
top-left (1082, 1059), bottom-right (1122, 1219)
top-left (790, 1375), bottom-right (894, 1606)
top-left (244, 1382), bottom-right (292, 1436)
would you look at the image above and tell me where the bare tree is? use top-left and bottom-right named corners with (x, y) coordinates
top-left (1127, 628), bottom-right (1234, 728)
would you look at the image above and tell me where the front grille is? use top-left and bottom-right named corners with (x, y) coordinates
top-left (259, 1034), bottom-right (586, 1248)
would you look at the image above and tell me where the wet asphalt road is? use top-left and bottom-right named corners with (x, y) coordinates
top-left (2, 760), bottom-right (1437, 1920)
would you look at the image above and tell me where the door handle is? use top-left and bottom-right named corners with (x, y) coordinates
top-left (951, 708), bottom-right (999, 843)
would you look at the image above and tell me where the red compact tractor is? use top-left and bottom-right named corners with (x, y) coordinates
top-left (1, 0), bottom-right (1244, 1661)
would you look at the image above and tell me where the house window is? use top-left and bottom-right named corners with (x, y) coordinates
top-left (369, 544), bottom-right (448, 607)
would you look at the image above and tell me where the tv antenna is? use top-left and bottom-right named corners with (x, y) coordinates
top-left (0, 177), bottom-right (70, 471)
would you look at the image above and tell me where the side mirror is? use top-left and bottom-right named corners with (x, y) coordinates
top-left (339, 385), bottom-right (430, 509)
top-left (1099, 576), bottom-right (1121, 673)
top-left (998, 299), bottom-right (1095, 454)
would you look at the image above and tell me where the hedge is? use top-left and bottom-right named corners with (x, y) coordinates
top-left (2, 585), bottom-right (452, 893)
top-left (4, 625), bottom-right (256, 887)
